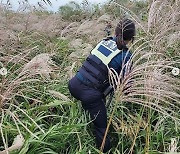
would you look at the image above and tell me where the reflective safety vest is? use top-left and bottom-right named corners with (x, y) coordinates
top-left (78, 38), bottom-right (122, 89)
top-left (91, 39), bottom-right (121, 66)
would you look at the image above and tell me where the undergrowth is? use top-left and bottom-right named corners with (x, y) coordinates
top-left (0, 0), bottom-right (180, 154)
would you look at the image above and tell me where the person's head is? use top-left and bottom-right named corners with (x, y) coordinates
top-left (115, 18), bottom-right (136, 50)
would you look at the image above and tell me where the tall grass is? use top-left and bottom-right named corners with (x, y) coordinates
top-left (100, 0), bottom-right (180, 153)
top-left (0, 27), bottom-right (77, 153)
top-left (0, 0), bottom-right (179, 154)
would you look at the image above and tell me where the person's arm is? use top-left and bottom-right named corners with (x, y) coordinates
top-left (103, 51), bottom-right (132, 97)
top-left (108, 50), bottom-right (132, 88)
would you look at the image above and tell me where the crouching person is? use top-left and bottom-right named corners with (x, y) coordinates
top-left (68, 18), bottom-right (136, 153)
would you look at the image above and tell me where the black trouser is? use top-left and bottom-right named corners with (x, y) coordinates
top-left (68, 76), bottom-right (111, 153)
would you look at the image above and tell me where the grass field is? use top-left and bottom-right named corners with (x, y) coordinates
top-left (0, 0), bottom-right (179, 153)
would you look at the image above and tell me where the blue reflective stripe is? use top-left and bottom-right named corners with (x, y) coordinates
top-left (98, 45), bottom-right (111, 57)
top-left (79, 68), bottom-right (99, 85)
top-left (83, 61), bottom-right (100, 76)
top-left (76, 72), bottom-right (91, 84)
